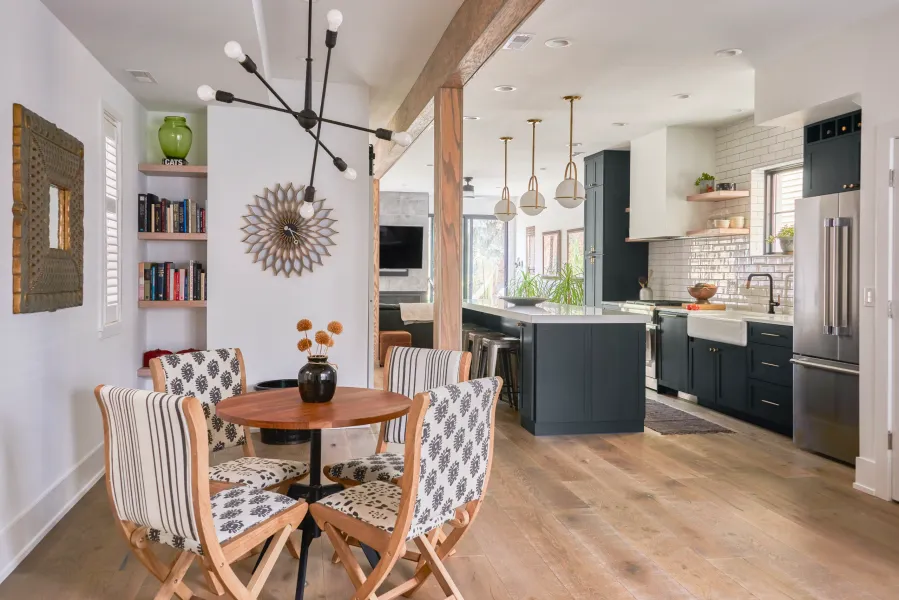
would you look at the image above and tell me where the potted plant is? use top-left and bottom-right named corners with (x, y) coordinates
top-left (767, 225), bottom-right (795, 254)
top-left (547, 262), bottom-right (585, 306)
top-left (296, 319), bottom-right (342, 403)
top-left (694, 172), bottom-right (715, 194)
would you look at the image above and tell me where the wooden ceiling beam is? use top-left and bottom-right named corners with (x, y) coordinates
top-left (373, 0), bottom-right (545, 179)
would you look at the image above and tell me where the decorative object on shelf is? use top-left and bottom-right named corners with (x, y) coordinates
top-left (555, 95), bottom-right (586, 209)
top-left (729, 215), bottom-right (746, 228)
top-left (694, 172), bottom-right (715, 194)
top-left (157, 116), bottom-right (192, 164)
top-left (687, 283), bottom-right (718, 304)
top-left (713, 219), bottom-right (731, 228)
top-left (296, 319), bottom-right (341, 403)
top-left (638, 272), bottom-right (653, 301)
top-left (767, 224), bottom-right (794, 254)
top-left (519, 119), bottom-right (545, 216)
top-left (11, 104), bottom-right (84, 314)
top-left (715, 182), bottom-right (736, 191)
top-left (493, 136), bottom-right (517, 222)
top-left (241, 182), bottom-right (337, 277)
top-left (197, 2), bottom-right (412, 212)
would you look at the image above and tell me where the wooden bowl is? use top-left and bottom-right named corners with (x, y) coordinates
top-left (687, 285), bottom-right (717, 304)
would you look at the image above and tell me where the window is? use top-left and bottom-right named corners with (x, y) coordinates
top-left (542, 230), bottom-right (561, 276)
top-left (765, 165), bottom-right (802, 254)
top-left (525, 226), bottom-right (536, 274)
top-left (463, 216), bottom-right (508, 300)
top-left (101, 110), bottom-right (122, 336)
top-left (566, 228), bottom-right (584, 276)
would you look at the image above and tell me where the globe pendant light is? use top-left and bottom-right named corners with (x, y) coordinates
top-left (493, 136), bottom-right (517, 222)
top-left (555, 95), bottom-right (586, 209)
top-left (519, 118), bottom-right (546, 216)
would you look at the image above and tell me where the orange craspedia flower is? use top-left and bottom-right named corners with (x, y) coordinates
top-left (297, 338), bottom-right (312, 352)
top-left (296, 319), bottom-right (313, 332)
top-left (327, 320), bottom-right (344, 335)
top-left (315, 330), bottom-right (330, 345)
top-left (327, 338), bottom-right (335, 348)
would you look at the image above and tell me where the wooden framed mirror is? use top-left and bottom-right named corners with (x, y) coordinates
top-left (12, 104), bottom-right (84, 314)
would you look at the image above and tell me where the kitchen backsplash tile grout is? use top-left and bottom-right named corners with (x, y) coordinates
top-left (646, 116), bottom-right (801, 314)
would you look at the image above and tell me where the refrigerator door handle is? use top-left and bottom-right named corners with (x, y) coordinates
top-left (829, 220), bottom-right (841, 335)
top-left (834, 217), bottom-right (851, 336)
top-left (822, 219), bottom-right (833, 335)
top-left (790, 357), bottom-right (859, 376)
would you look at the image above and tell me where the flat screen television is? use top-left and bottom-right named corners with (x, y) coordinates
top-left (379, 225), bottom-right (424, 269)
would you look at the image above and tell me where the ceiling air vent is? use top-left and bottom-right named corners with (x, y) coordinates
top-left (503, 32), bottom-right (535, 51)
top-left (126, 69), bottom-right (157, 84)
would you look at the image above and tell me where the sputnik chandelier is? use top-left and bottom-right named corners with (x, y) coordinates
top-left (197, 1), bottom-right (412, 218)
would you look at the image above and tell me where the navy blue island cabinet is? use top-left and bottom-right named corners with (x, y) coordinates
top-left (463, 300), bottom-right (648, 436)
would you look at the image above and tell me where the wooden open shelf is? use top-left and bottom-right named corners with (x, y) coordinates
top-left (686, 190), bottom-right (749, 202)
top-left (137, 367), bottom-right (151, 378)
top-left (138, 232), bottom-right (208, 241)
top-left (139, 164), bottom-right (208, 178)
top-left (684, 227), bottom-right (750, 238)
top-left (138, 300), bottom-right (207, 308)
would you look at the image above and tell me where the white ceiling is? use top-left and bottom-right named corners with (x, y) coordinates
top-left (40, 0), bottom-right (463, 122)
top-left (380, 0), bottom-right (899, 196)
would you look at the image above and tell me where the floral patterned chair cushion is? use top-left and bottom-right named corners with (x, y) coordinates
top-left (209, 456), bottom-right (309, 489)
top-left (323, 453), bottom-right (404, 486)
top-left (148, 486), bottom-right (298, 556)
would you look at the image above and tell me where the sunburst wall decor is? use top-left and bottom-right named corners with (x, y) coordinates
top-left (241, 183), bottom-right (337, 278)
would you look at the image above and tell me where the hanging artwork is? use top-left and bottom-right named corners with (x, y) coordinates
top-left (240, 183), bottom-right (338, 278)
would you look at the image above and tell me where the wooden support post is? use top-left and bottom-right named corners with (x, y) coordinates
top-left (372, 178), bottom-right (381, 366)
top-left (433, 87), bottom-right (463, 351)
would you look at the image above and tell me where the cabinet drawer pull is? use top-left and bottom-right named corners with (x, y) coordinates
top-left (760, 332), bottom-right (781, 338)
top-left (761, 361), bottom-right (780, 368)
top-left (760, 399), bottom-right (780, 407)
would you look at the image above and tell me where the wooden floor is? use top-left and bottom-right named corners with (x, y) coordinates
top-left (3, 390), bottom-right (899, 600)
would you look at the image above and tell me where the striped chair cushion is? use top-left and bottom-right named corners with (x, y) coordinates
top-left (98, 386), bottom-right (201, 548)
top-left (382, 347), bottom-right (465, 444)
top-left (157, 349), bottom-right (247, 452)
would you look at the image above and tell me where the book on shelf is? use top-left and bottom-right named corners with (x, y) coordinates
top-left (138, 194), bottom-right (206, 234)
top-left (139, 261), bottom-right (207, 302)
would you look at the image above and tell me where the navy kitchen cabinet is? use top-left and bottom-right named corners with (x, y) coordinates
top-left (803, 110), bottom-right (861, 198)
top-left (657, 311), bottom-right (689, 393)
top-left (689, 338), bottom-right (747, 412)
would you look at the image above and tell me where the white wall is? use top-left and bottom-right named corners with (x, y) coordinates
top-left (754, 5), bottom-right (899, 498)
top-left (206, 80), bottom-right (371, 387)
top-left (0, 0), bottom-right (146, 580)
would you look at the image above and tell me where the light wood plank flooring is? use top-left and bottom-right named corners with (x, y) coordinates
top-left (3, 390), bottom-right (899, 600)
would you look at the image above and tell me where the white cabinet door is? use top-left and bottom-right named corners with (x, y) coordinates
top-left (629, 128), bottom-right (668, 239)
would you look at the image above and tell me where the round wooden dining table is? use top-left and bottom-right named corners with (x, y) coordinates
top-left (216, 386), bottom-right (410, 600)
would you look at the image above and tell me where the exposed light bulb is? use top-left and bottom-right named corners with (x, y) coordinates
top-left (197, 85), bottom-right (216, 102)
top-left (299, 201), bottom-right (315, 219)
top-left (392, 131), bottom-right (413, 147)
top-left (327, 9), bottom-right (343, 32)
top-left (343, 167), bottom-right (357, 181)
top-left (224, 41), bottom-right (245, 61)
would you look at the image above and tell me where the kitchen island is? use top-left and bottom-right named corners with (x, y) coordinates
top-left (463, 299), bottom-right (649, 436)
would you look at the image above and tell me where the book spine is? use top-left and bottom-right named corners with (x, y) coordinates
top-left (151, 202), bottom-right (157, 233)
top-left (150, 264), bottom-right (157, 300)
top-left (190, 200), bottom-right (197, 234)
top-left (143, 263), bottom-right (150, 300)
top-left (189, 261), bottom-right (194, 301)
top-left (174, 270), bottom-right (181, 301)
top-left (138, 195), bottom-right (147, 232)
top-left (167, 203), bottom-right (173, 234)
top-left (200, 271), bottom-right (206, 301)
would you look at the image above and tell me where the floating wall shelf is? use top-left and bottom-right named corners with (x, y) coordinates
top-left (138, 300), bottom-right (207, 308)
top-left (686, 190), bottom-right (749, 202)
top-left (138, 232), bottom-right (208, 241)
top-left (139, 164), bottom-right (208, 178)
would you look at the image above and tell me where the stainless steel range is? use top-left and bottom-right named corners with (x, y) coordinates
top-left (605, 300), bottom-right (684, 390)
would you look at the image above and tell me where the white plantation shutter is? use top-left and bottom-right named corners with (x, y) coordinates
top-left (102, 112), bottom-right (121, 330)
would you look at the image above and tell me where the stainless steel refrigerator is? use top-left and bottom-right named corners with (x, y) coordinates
top-left (792, 190), bottom-right (859, 464)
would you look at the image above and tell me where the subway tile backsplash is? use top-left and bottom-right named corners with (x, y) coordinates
top-left (647, 117), bottom-right (801, 314)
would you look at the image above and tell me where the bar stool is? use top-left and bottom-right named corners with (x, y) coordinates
top-left (479, 336), bottom-right (520, 410)
top-left (466, 330), bottom-right (505, 379)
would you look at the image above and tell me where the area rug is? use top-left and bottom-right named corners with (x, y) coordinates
top-left (644, 399), bottom-right (733, 435)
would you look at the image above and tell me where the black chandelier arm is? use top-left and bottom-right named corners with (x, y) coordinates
top-left (304, 0), bottom-right (313, 112)
top-left (309, 43), bottom-right (335, 188)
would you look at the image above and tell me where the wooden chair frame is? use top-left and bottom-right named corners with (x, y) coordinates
top-left (94, 386), bottom-right (308, 600)
top-left (311, 380), bottom-right (501, 600)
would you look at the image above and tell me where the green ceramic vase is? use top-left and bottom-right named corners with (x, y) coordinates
top-left (158, 116), bottom-right (193, 160)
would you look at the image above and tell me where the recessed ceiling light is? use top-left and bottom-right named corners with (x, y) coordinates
top-left (545, 38), bottom-right (572, 49)
top-left (494, 85), bottom-right (517, 93)
top-left (673, 93), bottom-right (691, 100)
top-left (463, 116), bottom-right (480, 121)
top-left (733, 109), bottom-right (745, 114)
top-left (567, 142), bottom-right (582, 147)
top-left (572, 151), bottom-right (584, 157)
top-left (612, 122), bottom-right (627, 127)
top-left (426, 163), bottom-right (433, 167)
top-left (715, 48), bottom-right (743, 58)
top-left (540, 167), bottom-right (547, 171)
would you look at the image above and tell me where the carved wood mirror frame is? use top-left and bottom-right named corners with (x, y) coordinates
top-left (12, 104), bottom-right (85, 314)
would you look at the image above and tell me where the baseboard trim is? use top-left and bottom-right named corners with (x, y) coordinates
top-left (0, 443), bottom-right (105, 584)
top-left (853, 455), bottom-right (878, 497)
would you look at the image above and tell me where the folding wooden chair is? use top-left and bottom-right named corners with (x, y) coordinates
top-left (94, 385), bottom-right (308, 599)
top-left (311, 377), bottom-right (502, 600)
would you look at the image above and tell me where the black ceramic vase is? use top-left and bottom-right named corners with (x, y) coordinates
top-left (298, 355), bottom-right (337, 403)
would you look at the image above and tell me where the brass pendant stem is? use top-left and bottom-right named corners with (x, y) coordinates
top-left (500, 136), bottom-right (513, 212)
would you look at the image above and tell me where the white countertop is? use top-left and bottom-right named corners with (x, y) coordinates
top-left (463, 299), bottom-right (651, 324)
top-left (687, 309), bottom-right (793, 326)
